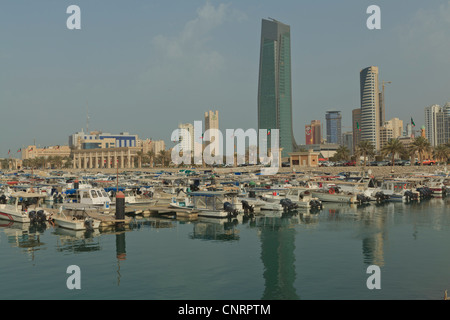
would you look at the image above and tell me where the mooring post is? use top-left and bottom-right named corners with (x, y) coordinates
top-left (115, 191), bottom-right (125, 221)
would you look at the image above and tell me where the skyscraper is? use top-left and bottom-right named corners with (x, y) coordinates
top-left (325, 111), bottom-right (342, 145)
top-left (257, 18), bottom-right (297, 157)
top-left (424, 104), bottom-right (441, 146)
top-left (305, 120), bottom-right (321, 145)
top-left (204, 110), bottom-right (219, 154)
top-left (360, 66), bottom-right (380, 150)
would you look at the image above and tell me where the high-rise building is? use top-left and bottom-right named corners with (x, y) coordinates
top-left (342, 132), bottom-right (353, 154)
top-left (177, 123), bottom-right (194, 155)
top-left (360, 66), bottom-right (380, 150)
top-left (325, 111), bottom-right (342, 145)
top-left (352, 108), bottom-right (362, 153)
top-left (424, 104), bottom-right (441, 146)
top-left (305, 120), bottom-right (321, 145)
top-left (385, 118), bottom-right (403, 139)
top-left (257, 18), bottom-right (297, 157)
top-left (204, 110), bottom-right (219, 154)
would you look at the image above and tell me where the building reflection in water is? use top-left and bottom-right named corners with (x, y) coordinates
top-left (256, 212), bottom-right (315, 300)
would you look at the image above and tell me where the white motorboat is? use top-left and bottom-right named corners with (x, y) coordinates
top-left (310, 187), bottom-right (360, 203)
top-left (379, 180), bottom-right (420, 202)
top-left (63, 187), bottom-right (112, 207)
top-left (52, 207), bottom-right (101, 231)
top-left (0, 192), bottom-right (49, 223)
top-left (284, 188), bottom-right (323, 209)
top-left (189, 191), bottom-right (242, 218)
top-left (169, 196), bottom-right (195, 209)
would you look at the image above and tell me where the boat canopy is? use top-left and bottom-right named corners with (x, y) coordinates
top-left (11, 191), bottom-right (46, 198)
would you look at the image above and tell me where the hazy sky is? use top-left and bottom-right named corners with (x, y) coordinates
top-left (1, 0), bottom-right (449, 158)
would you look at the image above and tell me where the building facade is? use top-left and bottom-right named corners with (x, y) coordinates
top-left (305, 120), bottom-right (321, 145)
top-left (22, 145), bottom-right (71, 160)
top-left (325, 111), bottom-right (342, 145)
top-left (257, 18), bottom-right (297, 157)
top-left (69, 130), bottom-right (138, 150)
top-left (360, 66), bottom-right (380, 150)
top-left (424, 104), bottom-right (442, 146)
top-left (204, 110), bottom-right (219, 155)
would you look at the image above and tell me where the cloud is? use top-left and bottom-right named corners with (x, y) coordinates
top-left (396, 1), bottom-right (450, 63)
top-left (149, 1), bottom-right (246, 76)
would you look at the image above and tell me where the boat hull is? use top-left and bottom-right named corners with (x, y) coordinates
top-left (0, 206), bottom-right (30, 223)
top-left (53, 217), bottom-right (101, 230)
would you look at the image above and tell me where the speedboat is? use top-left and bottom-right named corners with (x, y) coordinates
top-left (0, 191), bottom-right (50, 223)
top-left (52, 207), bottom-right (101, 231)
top-left (188, 191), bottom-right (242, 218)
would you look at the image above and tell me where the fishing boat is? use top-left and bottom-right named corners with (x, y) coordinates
top-left (188, 191), bottom-right (242, 218)
top-left (284, 188), bottom-right (323, 209)
top-left (62, 187), bottom-right (112, 207)
top-left (0, 191), bottom-right (49, 223)
top-left (379, 180), bottom-right (420, 202)
top-left (170, 196), bottom-right (195, 209)
top-left (310, 187), bottom-right (361, 204)
top-left (52, 207), bottom-right (101, 231)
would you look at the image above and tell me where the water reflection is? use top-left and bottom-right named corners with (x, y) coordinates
top-left (255, 212), bottom-right (301, 300)
top-left (0, 221), bottom-right (48, 261)
top-left (190, 218), bottom-right (240, 241)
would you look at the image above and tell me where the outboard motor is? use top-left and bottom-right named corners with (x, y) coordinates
top-left (357, 194), bottom-right (370, 204)
top-left (404, 190), bottom-right (415, 202)
top-left (241, 200), bottom-right (254, 214)
top-left (36, 210), bottom-right (47, 223)
top-left (224, 202), bottom-right (238, 217)
top-left (280, 198), bottom-right (298, 212)
top-left (84, 217), bottom-right (95, 231)
top-left (309, 199), bottom-right (322, 210)
top-left (374, 191), bottom-right (389, 203)
top-left (28, 211), bottom-right (37, 223)
top-left (0, 195), bottom-right (6, 204)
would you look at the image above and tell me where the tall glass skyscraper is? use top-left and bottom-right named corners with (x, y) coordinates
top-left (257, 18), bottom-right (297, 158)
top-left (325, 111), bottom-right (342, 145)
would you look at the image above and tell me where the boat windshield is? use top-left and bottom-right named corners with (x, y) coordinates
top-left (91, 190), bottom-right (98, 198)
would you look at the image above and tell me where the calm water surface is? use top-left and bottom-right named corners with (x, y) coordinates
top-left (1, 197), bottom-right (449, 300)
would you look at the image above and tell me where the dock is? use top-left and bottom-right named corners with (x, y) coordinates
top-left (124, 204), bottom-right (199, 220)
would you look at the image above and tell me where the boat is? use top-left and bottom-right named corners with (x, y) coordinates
top-left (62, 187), bottom-right (112, 207)
top-left (310, 187), bottom-right (361, 204)
top-left (52, 207), bottom-right (101, 231)
top-left (284, 188), bottom-right (323, 209)
top-left (188, 191), bottom-right (242, 218)
top-left (0, 191), bottom-right (49, 223)
top-left (169, 196), bottom-right (195, 209)
top-left (379, 180), bottom-right (420, 202)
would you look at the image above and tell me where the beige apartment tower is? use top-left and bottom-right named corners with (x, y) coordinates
top-left (360, 66), bottom-right (380, 150)
top-left (204, 110), bottom-right (219, 154)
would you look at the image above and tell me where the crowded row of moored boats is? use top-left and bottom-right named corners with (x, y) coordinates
top-left (0, 167), bottom-right (449, 231)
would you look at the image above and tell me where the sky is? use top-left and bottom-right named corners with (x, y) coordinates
top-left (1, 0), bottom-right (450, 158)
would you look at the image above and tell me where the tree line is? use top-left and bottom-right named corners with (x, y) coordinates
top-left (331, 136), bottom-right (450, 169)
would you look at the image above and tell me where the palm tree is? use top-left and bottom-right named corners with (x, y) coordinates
top-left (433, 144), bottom-right (450, 164)
top-left (411, 136), bottom-right (431, 166)
top-left (136, 150), bottom-right (144, 168)
top-left (147, 150), bottom-right (155, 168)
top-left (381, 138), bottom-right (405, 170)
top-left (156, 150), bottom-right (171, 167)
top-left (333, 145), bottom-right (351, 162)
top-left (355, 140), bottom-right (375, 167)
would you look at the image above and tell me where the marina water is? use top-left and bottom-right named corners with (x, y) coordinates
top-left (1, 197), bottom-right (449, 300)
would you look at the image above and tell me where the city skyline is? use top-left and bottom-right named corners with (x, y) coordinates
top-left (2, 1), bottom-right (450, 158)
